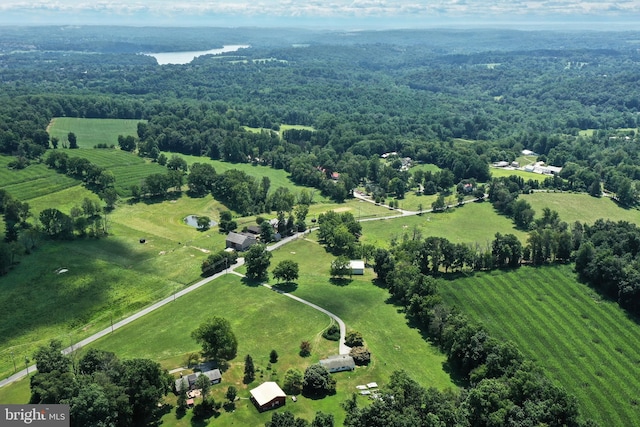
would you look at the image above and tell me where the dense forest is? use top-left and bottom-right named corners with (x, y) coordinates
top-left (1, 27), bottom-right (640, 204)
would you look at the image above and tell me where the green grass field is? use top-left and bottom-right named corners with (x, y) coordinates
top-left (489, 167), bottom-right (546, 183)
top-left (440, 265), bottom-right (640, 426)
top-left (1, 241), bottom-right (454, 426)
top-left (521, 192), bottom-right (640, 226)
top-left (359, 201), bottom-right (528, 248)
top-left (48, 118), bottom-right (143, 149)
top-left (99, 238), bottom-right (453, 426)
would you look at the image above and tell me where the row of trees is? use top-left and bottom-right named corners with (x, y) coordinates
top-left (574, 219), bottom-right (640, 315)
top-left (357, 253), bottom-right (594, 426)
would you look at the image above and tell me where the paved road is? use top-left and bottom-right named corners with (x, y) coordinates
top-left (0, 195), bottom-right (485, 388)
top-left (0, 259), bottom-right (244, 388)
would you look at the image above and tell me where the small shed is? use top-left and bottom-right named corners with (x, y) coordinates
top-left (250, 382), bottom-right (287, 412)
top-left (225, 232), bottom-right (257, 252)
top-left (319, 355), bottom-right (356, 373)
top-left (349, 260), bottom-right (365, 275)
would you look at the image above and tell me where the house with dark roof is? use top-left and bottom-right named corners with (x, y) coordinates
top-left (250, 382), bottom-right (287, 412)
top-left (174, 369), bottom-right (222, 393)
top-left (319, 355), bottom-right (355, 373)
top-left (225, 232), bottom-right (257, 251)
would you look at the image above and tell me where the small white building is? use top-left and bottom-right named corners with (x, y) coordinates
top-left (349, 260), bottom-right (365, 275)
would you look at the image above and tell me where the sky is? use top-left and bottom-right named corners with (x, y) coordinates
top-left (1, 0), bottom-right (639, 28)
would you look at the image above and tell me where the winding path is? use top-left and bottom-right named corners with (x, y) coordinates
top-left (0, 194), bottom-right (485, 388)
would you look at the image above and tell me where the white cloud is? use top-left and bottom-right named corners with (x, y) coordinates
top-left (2, 0), bottom-right (640, 19)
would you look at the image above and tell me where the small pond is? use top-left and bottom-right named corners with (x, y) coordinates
top-left (184, 215), bottom-right (217, 228)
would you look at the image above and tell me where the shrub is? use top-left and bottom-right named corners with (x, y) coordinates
top-left (345, 330), bottom-right (364, 347)
top-left (349, 346), bottom-right (371, 365)
top-left (322, 324), bottom-right (340, 341)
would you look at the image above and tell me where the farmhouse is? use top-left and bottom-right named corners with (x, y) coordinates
top-left (349, 260), bottom-right (365, 275)
top-left (225, 232), bottom-right (257, 251)
top-left (250, 381), bottom-right (287, 412)
top-left (319, 354), bottom-right (356, 373)
top-left (174, 369), bottom-right (222, 393)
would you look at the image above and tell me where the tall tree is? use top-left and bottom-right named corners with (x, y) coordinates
top-left (191, 317), bottom-right (238, 361)
top-left (244, 354), bottom-right (255, 383)
top-left (245, 243), bottom-right (272, 281)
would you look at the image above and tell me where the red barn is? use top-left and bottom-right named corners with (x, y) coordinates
top-left (250, 382), bottom-right (286, 412)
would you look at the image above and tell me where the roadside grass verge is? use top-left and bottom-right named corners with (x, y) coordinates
top-left (359, 201), bottom-right (527, 248)
top-left (439, 264), bottom-right (640, 427)
top-left (48, 118), bottom-right (143, 149)
top-left (521, 191), bottom-right (640, 226)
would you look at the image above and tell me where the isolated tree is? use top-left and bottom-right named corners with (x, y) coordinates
top-left (245, 243), bottom-right (272, 281)
top-left (330, 256), bottom-right (351, 279)
top-left (191, 316), bottom-right (238, 361)
top-left (299, 341), bottom-right (311, 357)
top-left (270, 349), bottom-right (279, 363)
top-left (117, 135), bottom-right (136, 152)
top-left (67, 132), bottom-right (78, 149)
top-left (226, 385), bottom-right (237, 402)
top-left (244, 354), bottom-right (255, 383)
top-left (432, 194), bottom-right (446, 211)
top-left (283, 368), bottom-right (304, 395)
top-left (196, 216), bottom-right (211, 230)
top-left (273, 260), bottom-right (299, 283)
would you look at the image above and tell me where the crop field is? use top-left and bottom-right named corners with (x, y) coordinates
top-left (48, 118), bottom-right (143, 149)
top-left (521, 192), bottom-right (640, 226)
top-left (359, 201), bottom-right (528, 248)
top-left (2, 173), bottom-right (80, 201)
top-left (440, 265), bottom-right (640, 426)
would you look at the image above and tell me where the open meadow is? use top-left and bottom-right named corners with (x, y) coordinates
top-left (440, 265), bottom-right (640, 426)
top-left (521, 191), bottom-right (640, 226)
top-left (489, 167), bottom-right (546, 183)
top-left (359, 201), bottom-right (528, 248)
top-left (1, 243), bottom-right (454, 426)
top-left (47, 118), bottom-right (143, 149)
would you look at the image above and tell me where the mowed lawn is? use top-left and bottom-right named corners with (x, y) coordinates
top-left (521, 191), bottom-right (640, 226)
top-left (42, 245), bottom-right (453, 427)
top-left (48, 117), bottom-right (143, 149)
top-left (359, 201), bottom-right (528, 248)
top-left (440, 265), bottom-right (640, 427)
top-left (0, 192), bottom-right (237, 381)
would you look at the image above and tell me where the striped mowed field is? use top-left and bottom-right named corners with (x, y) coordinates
top-left (440, 264), bottom-right (640, 427)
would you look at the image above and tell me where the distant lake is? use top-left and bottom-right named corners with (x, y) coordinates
top-left (145, 45), bottom-right (250, 65)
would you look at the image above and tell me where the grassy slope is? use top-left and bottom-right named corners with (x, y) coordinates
top-left (359, 201), bottom-right (528, 248)
top-left (440, 265), bottom-right (640, 426)
top-left (521, 192), bottom-right (640, 226)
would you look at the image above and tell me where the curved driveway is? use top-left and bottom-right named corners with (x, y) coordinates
top-left (1, 194), bottom-right (485, 388)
